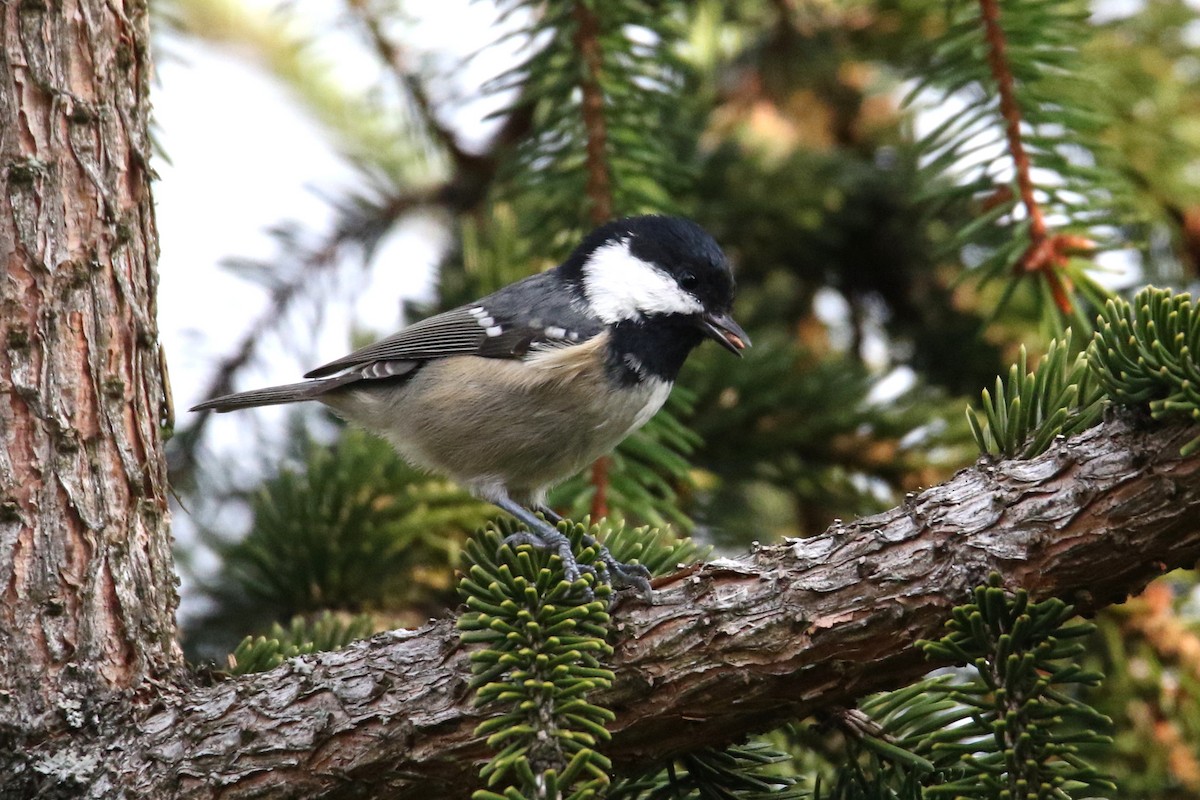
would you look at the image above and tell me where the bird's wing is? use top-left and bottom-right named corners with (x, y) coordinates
top-left (305, 281), bottom-right (602, 379)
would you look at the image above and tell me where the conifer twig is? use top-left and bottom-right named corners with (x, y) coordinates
top-left (978, 0), bottom-right (1092, 314)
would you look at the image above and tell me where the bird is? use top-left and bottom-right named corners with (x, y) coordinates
top-left (191, 215), bottom-right (749, 597)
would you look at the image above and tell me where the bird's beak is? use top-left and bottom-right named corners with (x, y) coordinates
top-left (699, 311), bottom-right (751, 356)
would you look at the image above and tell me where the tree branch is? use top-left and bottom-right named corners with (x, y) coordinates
top-left (978, 0), bottom-right (1092, 312)
top-left (31, 414), bottom-right (1195, 799)
top-left (571, 1), bottom-right (614, 227)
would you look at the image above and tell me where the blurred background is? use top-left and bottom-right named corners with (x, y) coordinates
top-left (152, 0), bottom-right (1200, 793)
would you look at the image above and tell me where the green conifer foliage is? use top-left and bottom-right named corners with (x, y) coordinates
top-left (1089, 288), bottom-right (1200, 454)
top-left (611, 741), bottom-right (805, 799)
top-left (207, 427), bottom-right (492, 630)
top-left (822, 576), bottom-right (1115, 799)
top-left (227, 611), bottom-right (376, 675)
top-left (489, 0), bottom-right (695, 245)
top-left (458, 522), bottom-right (615, 800)
top-left (905, 0), bottom-right (1139, 328)
top-left (966, 332), bottom-right (1105, 459)
top-left (967, 288), bottom-right (1200, 459)
top-left (913, 577), bottom-right (1114, 797)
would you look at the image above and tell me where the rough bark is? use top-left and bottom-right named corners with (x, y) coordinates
top-left (0, 0), bottom-right (179, 742)
top-left (18, 415), bottom-right (1194, 800)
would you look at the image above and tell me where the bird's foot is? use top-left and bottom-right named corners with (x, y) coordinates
top-left (507, 507), bottom-right (654, 602)
top-left (502, 529), bottom-right (597, 596)
top-left (578, 532), bottom-right (652, 601)
top-left (601, 555), bottom-right (653, 601)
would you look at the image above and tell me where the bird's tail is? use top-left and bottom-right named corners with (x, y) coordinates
top-left (190, 377), bottom-right (346, 413)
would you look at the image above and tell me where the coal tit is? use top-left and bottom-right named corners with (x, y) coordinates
top-left (192, 215), bottom-right (749, 595)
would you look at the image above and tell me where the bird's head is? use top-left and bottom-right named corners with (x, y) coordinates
top-left (561, 215), bottom-right (750, 355)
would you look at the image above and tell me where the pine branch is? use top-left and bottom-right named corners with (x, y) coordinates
top-left (910, 0), bottom-right (1137, 326)
top-left (611, 741), bottom-right (805, 799)
top-left (459, 524), bottom-right (617, 799)
top-left (978, 0), bottom-right (1091, 314)
top-left (966, 330), bottom-right (1105, 458)
top-left (227, 612), bottom-right (376, 675)
top-left (203, 427), bottom-right (491, 623)
top-left (969, 286), bottom-right (1200, 459)
top-left (490, 0), bottom-right (692, 247)
top-left (590, 457), bottom-right (612, 521)
top-left (70, 414), bottom-right (1200, 799)
top-left (1089, 287), bottom-right (1200, 454)
top-left (910, 577), bottom-right (1113, 796)
top-left (457, 520), bottom-right (706, 797)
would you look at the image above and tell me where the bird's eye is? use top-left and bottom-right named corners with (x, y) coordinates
top-left (679, 271), bottom-right (699, 290)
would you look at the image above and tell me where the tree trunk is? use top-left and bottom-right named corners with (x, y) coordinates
top-left (13, 416), bottom-right (1200, 799)
top-left (0, 0), bottom-right (179, 745)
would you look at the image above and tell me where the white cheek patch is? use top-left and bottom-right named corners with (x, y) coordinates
top-left (582, 239), bottom-right (704, 323)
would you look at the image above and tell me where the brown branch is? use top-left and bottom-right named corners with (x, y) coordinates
top-left (589, 456), bottom-right (611, 519)
top-left (570, 0), bottom-right (615, 519)
top-left (980, 0), bottom-right (1042, 244)
top-left (26, 414), bottom-right (1200, 799)
top-left (978, 0), bottom-right (1090, 314)
top-left (571, 1), bottom-right (614, 227)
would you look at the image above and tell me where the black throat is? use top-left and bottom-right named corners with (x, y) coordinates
top-left (606, 317), bottom-right (705, 385)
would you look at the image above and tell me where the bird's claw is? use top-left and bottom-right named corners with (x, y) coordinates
top-left (575, 531), bottom-right (652, 599)
top-left (596, 552), bottom-right (653, 601)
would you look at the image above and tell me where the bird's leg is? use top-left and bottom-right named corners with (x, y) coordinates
top-left (535, 505), bottom-right (653, 600)
top-left (493, 495), bottom-right (595, 590)
top-left (535, 505), bottom-right (565, 525)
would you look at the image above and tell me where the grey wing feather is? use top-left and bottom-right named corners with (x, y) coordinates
top-left (303, 304), bottom-right (580, 379)
top-left (304, 271), bottom-right (604, 379)
top-left (304, 307), bottom-right (490, 378)
top-left (192, 272), bottom-right (605, 414)
top-left (296, 268), bottom-right (604, 379)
